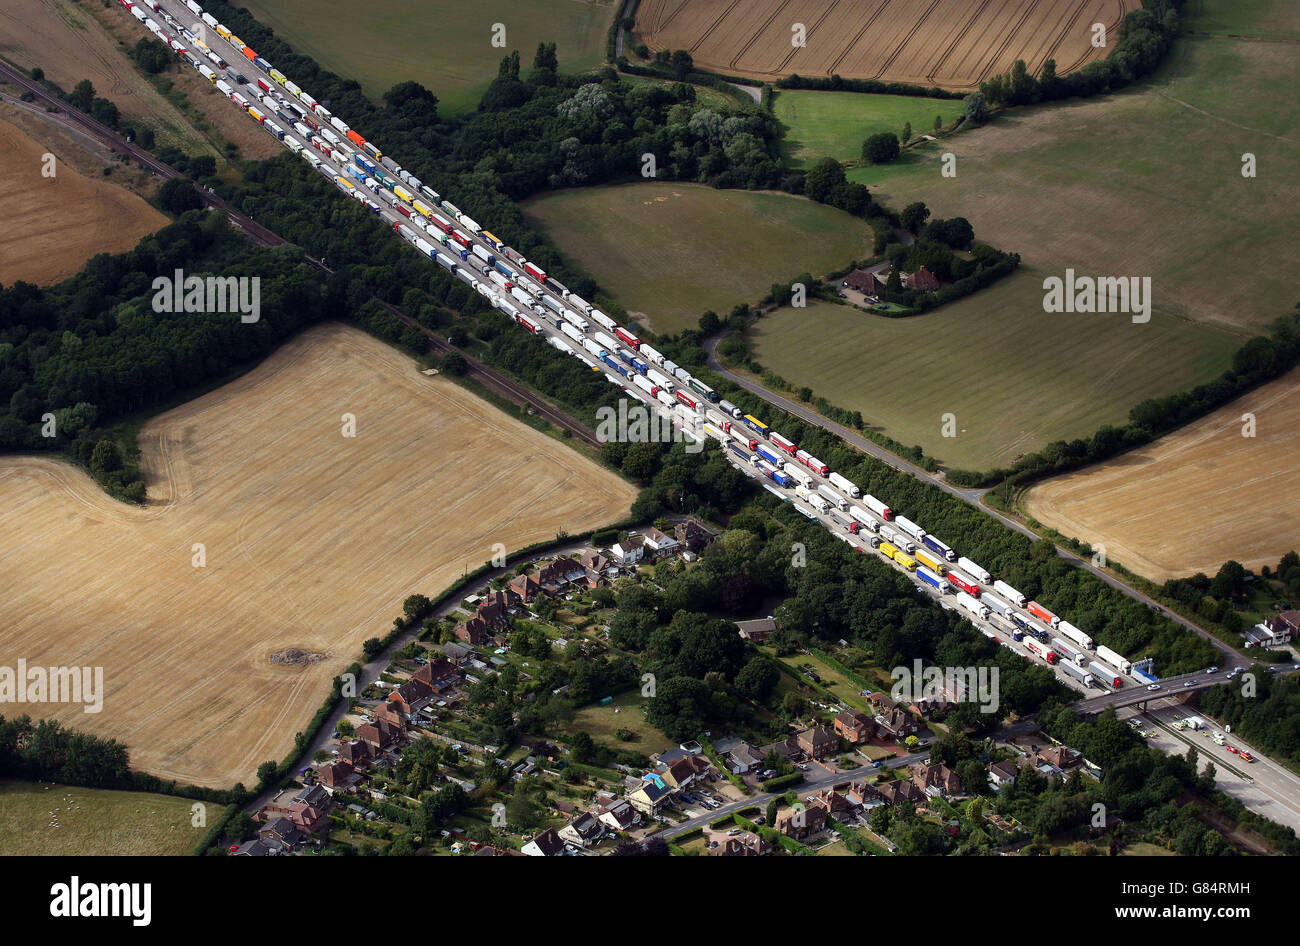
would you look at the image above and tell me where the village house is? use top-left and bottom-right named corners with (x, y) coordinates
top-left (796, 726), bottom-right (839, 761)
top-left (845, 780), bottom-right (884, 811)
top-left (231, 838), bottom-right (272, 856)
top-left (538, 556), bottom-right (585, 595)
top-left (1036, 746), bottom-right (1083, 771)
top-left (475, 588), bottom-right (520, 629)
top-left (876, 778), bottom-right (926, 809)
top-left (912, 761), bottom-right (963, 798)
top-left (712, 832), bottom-right (772, 856)
top-left (904, 265), bottom-right (942, 292)
top-left (675, 519), bottom-right (716, 554)
top-left (627, 775), bottom-right (674, 816)
top-left (719, 740), bottom-right (764, 775)
top-left (841, 268), bottom-right (886, 296)
top-left (804, 787), bottom-right (857, 821)
top-left (508, 571), bottom-right (542, 603)
top-left (874, 706), bottom-right (921, 741)
top-left (318, 759), bottom-right (361, 794)
top-left (258, 816), bottom-right (306, 851)
top-left (610, 540), bottom-right (644, 566)
top-left (775, 800), bottom-right (829, 840)
top-left (659, 754), bottom-right (710, 790)
top-left (596, 797), bottom-right (641, 832)
top-left (736, 617), bottom-right (776, 643)
top-left (558, 812), bottom-right (605, 849)
top-left (521, 827), bottom-right (566, 857)
top-left (371, 701), bottom-right (406, 731)
top-left (833, 709), bottom-right (873, 745)
top-left (988, 760), bottom-right (1019, 789)
top-left (640, 526), bottom-right (679, 557)
top-left (336, 739), bottom-right (372, 768)
top-left (357, 718), bottom-right (402, 753)
top-left (386, 678), bottom-right (434, 718)
top-left (578, 549), bottom-right (617, 587)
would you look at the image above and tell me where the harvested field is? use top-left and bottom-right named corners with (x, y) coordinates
top-left (1023, 367), bottom-right (1300, 582)
top-left (0, 0), bottom-right (220, 157)
top-left (0, 324), bottom-right (635, 788)
top-left (635, 0), bottom-right (1130, 88)
top-left (0, 780), bottom-right (202, 856)
top-left (0, 116), bottom-right (167, 286)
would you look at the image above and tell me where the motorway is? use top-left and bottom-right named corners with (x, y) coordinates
top-left (41, 0), bottom-right (1299, 827)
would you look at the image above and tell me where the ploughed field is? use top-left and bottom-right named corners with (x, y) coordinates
top-left (634, 0), bottom-right (1129, 88)
top-left (1023, 366), bottom-right (1300, 582)
top-left (0, 117), bottom-right (167, 286)
top-left (0, 324), bottom-right (635, 788)
top-left (523, 182), bottom-right (875, 335)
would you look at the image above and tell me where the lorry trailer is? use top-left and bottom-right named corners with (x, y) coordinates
top-left (921, 534), bottom-right (956, 562)
top-left (1088, 662), bottom-right (1123, 689)
top-left (828, 472), bottom-right (861, 498)
top-left (862, 494), bottom-right (893, 521)
top-left (993, 581), bottom-right (1027, 607)
top-left (956, 557), bottom-right (991, 584)
top-left (946, 570), bottom-right (980, 597)
top-left (955, 591), bottom-right (990, 621)
top-left (1051, 639), bottom-right (1087, 668)
top-left (917, 566), bottom-right (948, 593)
top-left (1095, 645), bottom-right (1130, 675)
top-left (1026, 601), bottom-right (1062, 628)
top-left (1057, 660), bottom-right (1094, 688)
top-left (816, 484), bottom-right (848, 510)
top-left (1057, 621), bottom-right (1095, 651)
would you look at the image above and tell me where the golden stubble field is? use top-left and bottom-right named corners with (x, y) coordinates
top-left (0, 116), bottom-right (168, 285)
top-left (1024, 367), bottom-right (1300, 582)
top-left (635, 0), bottom-right (1130, 88)
top-left (0, 324), bottom-right (635, 788)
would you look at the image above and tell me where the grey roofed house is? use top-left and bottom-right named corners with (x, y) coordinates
top-left (558, 811), bottom-right (604, 847)
top-left (655, 745), bottom-right (701, 767)
top-left (736, 617), bottom-right (776, 641)
top-left (231, 838), bottom-right (272, 856)
top-left (522, 827), bottom-right (566, 857)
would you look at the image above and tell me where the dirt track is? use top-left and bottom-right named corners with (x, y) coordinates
top-left (1024, 368), bottom-right (1300, 581)
top-left (0, 324), bottom-right (635, 788)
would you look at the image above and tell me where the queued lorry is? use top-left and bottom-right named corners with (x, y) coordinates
top-left (829, 472), bottom-right (860, 498)
top-left (817, 484), bottom-right (848, 511)
top-left (993, 580), bottom-right (1027, 607)
top-left (957, 557), bottom-right (991, 585)
top-left (1056, 620), bottom-right (1094, 651)
top-left (1095, 645), bottom-right (1131, 676)
top-left (1089, 661), bottom-right (1123, 689)
top-left (1052, 638), bottom-right (1088, 668)
top-left (1023, 637), bottom-right (1059, 664)
top-left (922, 534), bottom-right (956, 562)
top-left (917, 566), bottom-right (948, 594)
top-left (1058, 660), bottom-right (1094, 688)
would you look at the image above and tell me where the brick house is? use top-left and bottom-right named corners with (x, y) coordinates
top-left (796, 726), bottom-right (839, 760)
top-left (675, 519), bottom-right (716, 554)
top-left (536, 556), bottom-right (585, 595)
top-left (414, 658), bottom-right (460, 691)
top-left (387, 678), bottom-right (434, 717)
top-left (456, 615), bottom-right (495, 647)
top-left (911, 761), bottom-right (963, 798)
top-left (841, 269), bottom-right (885, 295)
top-left (874, 707), bottom-right (920, 740)
top-left (834, 709), bottom-right (872, 745)
top-left (712, 832), bottom-right (772, 856)
top-left (318, 759), bottom-right (358, 793)
top-left (476, 588), bottom-right (520, 629)
top-left (357, 718), bottom-right (401, 752)
top-left (775, 801), bottom-right (829, 840)
top-left (904, 265), bottom-right (942, 292)
top-left (371, 701), bottom-right (406, 731)
top-left (508, 572), bottom-right (542, 603)
top-left (336, 740), bottom-right (372, 767)
top-left (876, 779), bottom-right (925, 809)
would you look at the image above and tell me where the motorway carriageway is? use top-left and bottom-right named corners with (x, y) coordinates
top-left (135, 0), bottom-right (1239, 706)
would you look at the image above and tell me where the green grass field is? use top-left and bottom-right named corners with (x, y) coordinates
top-left (773, 90), bottom-right (964, 169)
top-left (240, 0), bottom-right (615, 113)
top-left (523, 182), bottom-right (874, 335)
top-left (739, 0), bottom-right (1300, 470)
top-left (570, 690), bottom-right (674, 759)
top-left (751, 298), bottom-right (1238, 470)
top-left (0, 780), bottom-right (205, 856)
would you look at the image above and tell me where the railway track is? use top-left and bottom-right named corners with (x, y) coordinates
top-left (0, 58), bottom-right (600, 447)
